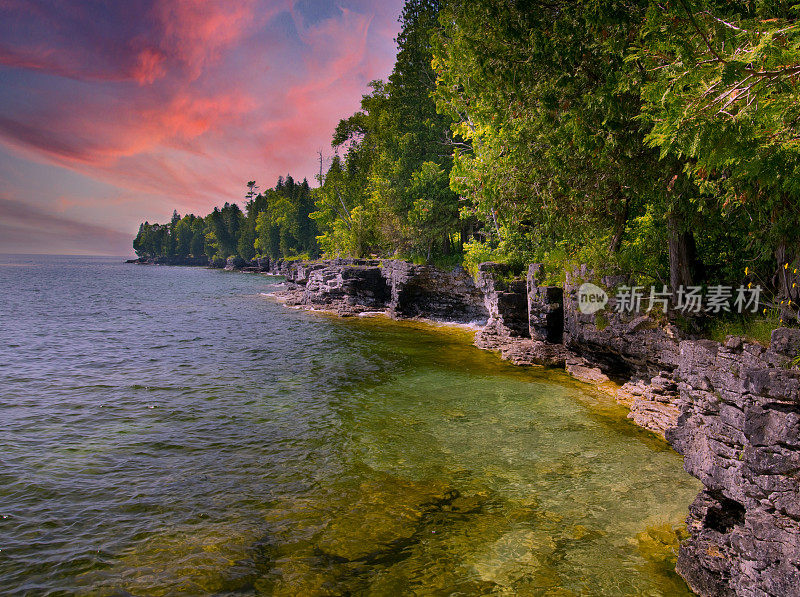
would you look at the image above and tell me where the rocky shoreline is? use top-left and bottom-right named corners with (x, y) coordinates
top-left (131, 255), bottom-right (800, 596)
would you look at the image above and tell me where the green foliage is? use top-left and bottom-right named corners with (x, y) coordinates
top-left (190, 218), bottom-right (205, 257)
top-left (433, 0), bottom-right (665, 270)
top-left (173, 216), bottom-right (193, 257)
top-left (428, 0), bottom-right (800, 308)
top-left (406, 162), bottom-right (460, 260)
top-left (706, 315), bottom-right (781, 346)
top-left (134, 176), bottom-right (319, 262)
top-left (462, 239), bottom-right (505, 278)
top-left (636, 0), bottom-right (800, 283)
top-left (313, 0), bottom-right (461, 261)
top-left (133, 222), bottom-right (168, 258)
top-left (132, 0), bottom-right (800, 336)
top-left (615, 206), bottom-right (669, 286)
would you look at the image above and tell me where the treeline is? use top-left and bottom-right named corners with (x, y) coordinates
top-left (136, 0), bottom-right (800, 305)
top-left (134, 176), bottom-right (318, 261)
top-left (430, 0), bottom-right (800, 296)
top-left (312, 0), bottom-right (459, 262)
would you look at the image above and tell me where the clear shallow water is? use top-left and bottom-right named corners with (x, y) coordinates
top-left (0, 255), bottom-right (700, 595)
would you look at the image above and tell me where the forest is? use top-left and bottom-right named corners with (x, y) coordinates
top-left (134, 0), bottom-right (800, 329)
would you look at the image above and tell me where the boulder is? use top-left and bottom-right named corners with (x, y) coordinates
top-left (770, 327), bottom-right (800, 358)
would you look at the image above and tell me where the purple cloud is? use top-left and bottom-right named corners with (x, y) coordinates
top-left (0, 0), bottom-right (404, 253)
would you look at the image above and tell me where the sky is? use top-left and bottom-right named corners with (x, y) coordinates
top-left (0, 0), bottom-right (405, 256)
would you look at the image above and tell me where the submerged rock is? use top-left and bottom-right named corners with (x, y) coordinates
top-left (315, 477), bottom-right (456, 563)
top-left (261, 258), bottom-right (800, 596)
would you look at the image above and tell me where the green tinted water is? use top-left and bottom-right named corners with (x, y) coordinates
top-left (1, 259), bottom-right (700, 595)
top-left (97, 319), bottom-right (698, 596)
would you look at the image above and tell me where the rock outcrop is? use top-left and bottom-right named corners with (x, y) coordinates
top-left (472, 262), bottom-right (566, 367)
top-left (382, 260), bottom-right (487, 322)
top-left (224, 256), bottom-right (247, 271)
top-left (563, 266), bottom-right (684, 380)
top-left (304, 264), bottom-right (391, 313)
top-left (561, 266), bottom-right (688, 438)
top-left (268, 259), bottom-right (488, 322)
top-left (256, 256), bottom-right (271, 271)
top-left (475, 262), bottom-right (529, 339)
top-left (615, 375), bottom-right (681, 437)
top-left (668, 333), bottom-right (800, 597)
top-left (527, 264), bottom-right (564, 343)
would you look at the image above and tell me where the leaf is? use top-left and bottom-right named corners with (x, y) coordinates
top-left (721, 60), bottom-right (746, 86)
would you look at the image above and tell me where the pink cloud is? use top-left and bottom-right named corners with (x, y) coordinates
top-left (0, 0), bottom-right (405, 253)
top-left (0, 88), bottom-right (257, 171)
top-left (0, 0), bottom-right (278, 85)
top-left (131, 47), bottom-right (168, 84)
top-left (151, 0), bottom-right (287, 80)
top-left (0, 41), bottom-right (141, 83)
top-left (289, 7), bottom-right (374, 101)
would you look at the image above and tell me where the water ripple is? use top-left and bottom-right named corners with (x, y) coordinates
top-left (0, 256), bottom-right (700, 595)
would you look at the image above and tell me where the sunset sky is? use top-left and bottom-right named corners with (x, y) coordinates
top-left (0, 0), bottom-right (404, 255)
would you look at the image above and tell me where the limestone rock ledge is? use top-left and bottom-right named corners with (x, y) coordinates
top-left (127, 255), bottom-right (209, 266)
top-left (667, 334), bottom-right (800, 597)
top-left (269, 258), bottom-right (488, 323)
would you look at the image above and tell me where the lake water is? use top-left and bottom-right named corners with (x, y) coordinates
top-left (0, 255), bottom-right (700, 595)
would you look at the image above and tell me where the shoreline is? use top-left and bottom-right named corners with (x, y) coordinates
top-left (129, 256), bottom-right (800, 597)
top-left (265, 282), bottom-right (622, 398)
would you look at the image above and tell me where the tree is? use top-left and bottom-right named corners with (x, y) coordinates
top-left (165, 210), bottom-right (180, 257)
top-left (432, 0), bottom-right (710, 283)
top-left (173, 215), bottom-right (193, 258)
top-left (407, 161), bottom-right (459, 259)
top-left (313, 0), bottom-right (458, 261)
top-left (190, 218), bottom-right (205, 257)
top-left (638, 0), bottom-right (800, 287)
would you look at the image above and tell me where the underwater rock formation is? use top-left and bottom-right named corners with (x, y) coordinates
top-left (256, 258), bottom-right (800, 596)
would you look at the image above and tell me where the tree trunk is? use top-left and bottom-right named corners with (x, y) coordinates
top-left (668, 214), bottom-right (697, 290)
top-left (776, 241), bottom-right (790, 298)
top-left (609, 195), bottom-right (630, 254)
